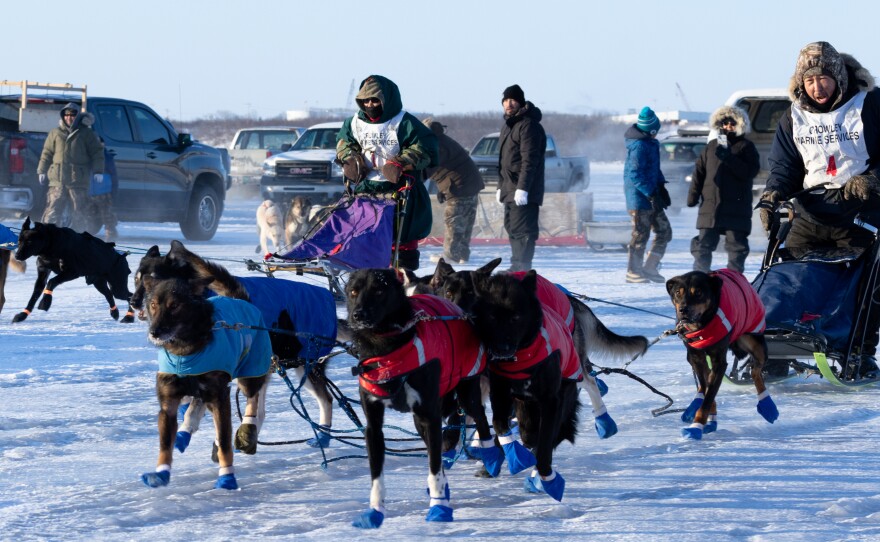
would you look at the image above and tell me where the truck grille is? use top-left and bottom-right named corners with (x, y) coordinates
top-left (275, 160), bottom-right (330, 180)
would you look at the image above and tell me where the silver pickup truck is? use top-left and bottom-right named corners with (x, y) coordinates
top-left (228, 126), bottom-right (304, 188)
top-left (468, 132), bottom-right (590, 192)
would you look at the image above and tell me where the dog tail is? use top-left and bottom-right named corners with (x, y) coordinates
top-left (569, 296), bottom-right (649, 362)
top-left (8, 258), bottom-right (26, 274)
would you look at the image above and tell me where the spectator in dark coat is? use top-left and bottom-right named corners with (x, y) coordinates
top-left (688, 105), bottom-right (760, 273)
top-left (423, 119), bottom-right (484, 264)
top-left (623, 106), bottom-right (672, 283)
top-left (497, 84), bottom-right (546, 271)
top-left (758, 41), bottom-right (880, 370)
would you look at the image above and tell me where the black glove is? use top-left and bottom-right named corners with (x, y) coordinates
top-left (381, 160), bottom-right (404, 184)
top-left (339, 155), bottom-right (367, 182)
top-left (843, 174), bottom-right (880, 201)
top-left (756, 190), bottom-right (781, 233)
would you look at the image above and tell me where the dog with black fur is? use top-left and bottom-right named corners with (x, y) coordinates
top-left (468, 268), bottom-right (596, 501)
top-left (12, 217), bottom-right (134, 323)
top-left (431, 257), bottom-right (648, 442)
top-left (140, 275), bottom-right (272, 490)
top-left (345, 268), bottom-right (498, 528)
top-left (666, 269), bottom-right (779, 440)
top-left (130, 240), bottom-right (337, 453)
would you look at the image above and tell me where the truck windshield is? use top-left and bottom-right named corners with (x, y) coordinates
top-left (471, 137), bottom-right (499, 157)
top-left (292, 129), bottom-right (339, 150)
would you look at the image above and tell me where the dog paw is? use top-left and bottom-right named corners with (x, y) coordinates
top-left (141, 470), bottom-right (170, 488)
top-left (523, 469), bottom-right (565, 501)
top-left (703, 420), bottom-right (718, 434)
top-left (594, 412), bottom-right (618, 439)
top-left (425, 505), bottom-right (453, 522)
top-left (37, 295), bottom-right (52, 311)
top-left (234, 423), bottom-right (258, 455)
top-left (681, 424), bottom-right (704, 440)
top-left (175, 431), bottom-right (192, 453)
top-left (757, 394), bottom-right (779, 424)
top-left (110, 307), bottom-right (120, 320)
top-left (681, 395), bottom-right (704, 423)
top-left (214, 473), bottom-right (238, 490)
top-left (11, 311), bottom-right (28, 323)
top-left (120, 312), bottom-right (135, 324)
top-left (306, 425), bottom-right (331, 448)
top-left (352, 508), bottom-right (385, 529)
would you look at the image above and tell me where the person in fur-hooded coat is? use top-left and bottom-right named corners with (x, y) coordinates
top-left (687, 105), bottom-right (760, 272)
top-left (759, 41), bottom-right (880, 364)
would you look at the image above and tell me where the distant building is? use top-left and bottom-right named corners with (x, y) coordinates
top-left (286, 107), bottom-right (356, 121)
top-left (612, 110), bottom-right (709, 125)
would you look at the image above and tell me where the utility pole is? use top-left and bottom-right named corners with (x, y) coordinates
top-left (675, 82), bottom-right (692, 112)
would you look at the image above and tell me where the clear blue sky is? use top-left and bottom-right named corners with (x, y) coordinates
top-left (5, 0), bottom-right (880, 121)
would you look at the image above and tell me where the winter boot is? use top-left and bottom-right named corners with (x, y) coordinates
top-left (642, 252), bottom-right (666, 283)
top-left (626, 247), bottom-right (648, 283)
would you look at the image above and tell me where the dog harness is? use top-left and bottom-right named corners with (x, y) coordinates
top-left (158, 296), bottom-right (272, 379)
top-left (684, 268), bottom-right (766, 349)
top-left (509, 271), bottom-right (575, 331)
top-left (489, 304), bottom-right (583, 382)
top-left (357, 295), bottom-right (486, 398)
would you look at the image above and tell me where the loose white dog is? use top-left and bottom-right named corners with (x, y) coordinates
top-left (256, 200), bottom-right (285, 255)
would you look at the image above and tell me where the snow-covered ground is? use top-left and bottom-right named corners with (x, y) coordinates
top-left (2, 163), bottom-right (880, 541)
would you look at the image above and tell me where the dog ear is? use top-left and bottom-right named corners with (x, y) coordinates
top-left (520, 270), bottom-right (538, 295)
top-left (476, 258), bottom-right (503, 274)
top-left (21, 216), bottom-right (31, 230)
top-left (145, 245), bottom-right (161, 258)
top-left (430, 258), bottom-right (454, 289)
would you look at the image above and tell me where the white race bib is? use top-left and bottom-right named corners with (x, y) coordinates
top-left (351, 110), bottom-right (406, 181)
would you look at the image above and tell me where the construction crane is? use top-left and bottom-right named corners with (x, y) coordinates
top-left (675, 82), bottom-right (692, 112)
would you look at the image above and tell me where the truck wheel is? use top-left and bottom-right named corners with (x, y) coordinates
top-left (180, 184), bottom-right (222, 240)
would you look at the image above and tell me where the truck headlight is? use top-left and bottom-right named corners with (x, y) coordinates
top-left (331, 161), bottom-right (343, 179)
top-left (262, 161), bottom-right (276, 177)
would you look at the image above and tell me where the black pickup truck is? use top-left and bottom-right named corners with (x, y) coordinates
top-left (0, 82), bottom-right (230, 240)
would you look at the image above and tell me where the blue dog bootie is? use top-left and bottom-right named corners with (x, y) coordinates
top-left (524, 469), bottom-right (566, 501)
top-left (214, 467), bottom-right (238, 490)
top-left (703, 414), bottom-right (718, 434)
top-left (425, 477), bottom-right (453, 522)
top-left (141, 464), bottom-right (171, 488)
top-left (307, 424), bottom-right (332, 448)
top-left (756, 390), bottom-right (779, 423)
top-left (681, 393), bottom-right (704, 423)
top-left (499, 430), bottom-right (536, 475)
top-left (681, 422), bottom-right (704, 440)
top-left (593, 408), bottom-right (618, 439)
top-left (175, 431), bottom-right (192, 453)
top-left (352, 507), bottom-right (385, 529)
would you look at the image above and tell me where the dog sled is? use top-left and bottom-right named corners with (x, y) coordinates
top-left (727, 199), bottom-right (880, 387)
top-left (247, 193), bottom-right (399, 298)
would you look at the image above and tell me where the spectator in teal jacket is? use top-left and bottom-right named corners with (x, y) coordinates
top-left (623, 106), bottom-right (672, 283)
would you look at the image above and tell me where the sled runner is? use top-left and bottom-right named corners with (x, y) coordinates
top-left (736, 202), bottom-right (880, 387)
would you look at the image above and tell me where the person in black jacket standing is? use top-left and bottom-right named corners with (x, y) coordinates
top-left (497, 84), bottom-right (546, 271)
top-left (688, 105), bottom-right (760, 273)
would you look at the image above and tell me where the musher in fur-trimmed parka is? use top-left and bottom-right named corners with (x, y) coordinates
top-left (688, 105), bottom-right (760, 235)
top-left (761, 42), bottom-right (880, 230)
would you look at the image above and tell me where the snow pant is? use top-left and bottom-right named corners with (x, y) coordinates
top-left (442, 194), bottom-right (478, 263)
top-left (90, 194), bottom-right (118, 240)
top-left (628, 208), bottom-right (672, 269)
top-left (42, 185), bottom-right (94, 233)
top-left (690, 228), bottom-right (750, 273)
top-left (504, 201), bottom-right (540, 271)
top-left (785, 217), bottom-right (879, 354)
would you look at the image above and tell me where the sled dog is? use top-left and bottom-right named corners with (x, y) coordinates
top-left (666, 269), bottom-right (779, 440)
top-left (284, 195), bottom-right (318, 247)
top-left (345, 268), bottom-right (496, 528)
top-left (12, 217), bottom-right (134, 323)
top-left (140, 276), bottom-right (271, 490)
top-left (256, 199), bottom-right (286, 255)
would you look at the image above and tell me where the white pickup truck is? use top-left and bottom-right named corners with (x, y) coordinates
top-left (228, 126), bottom-right (304, 188)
